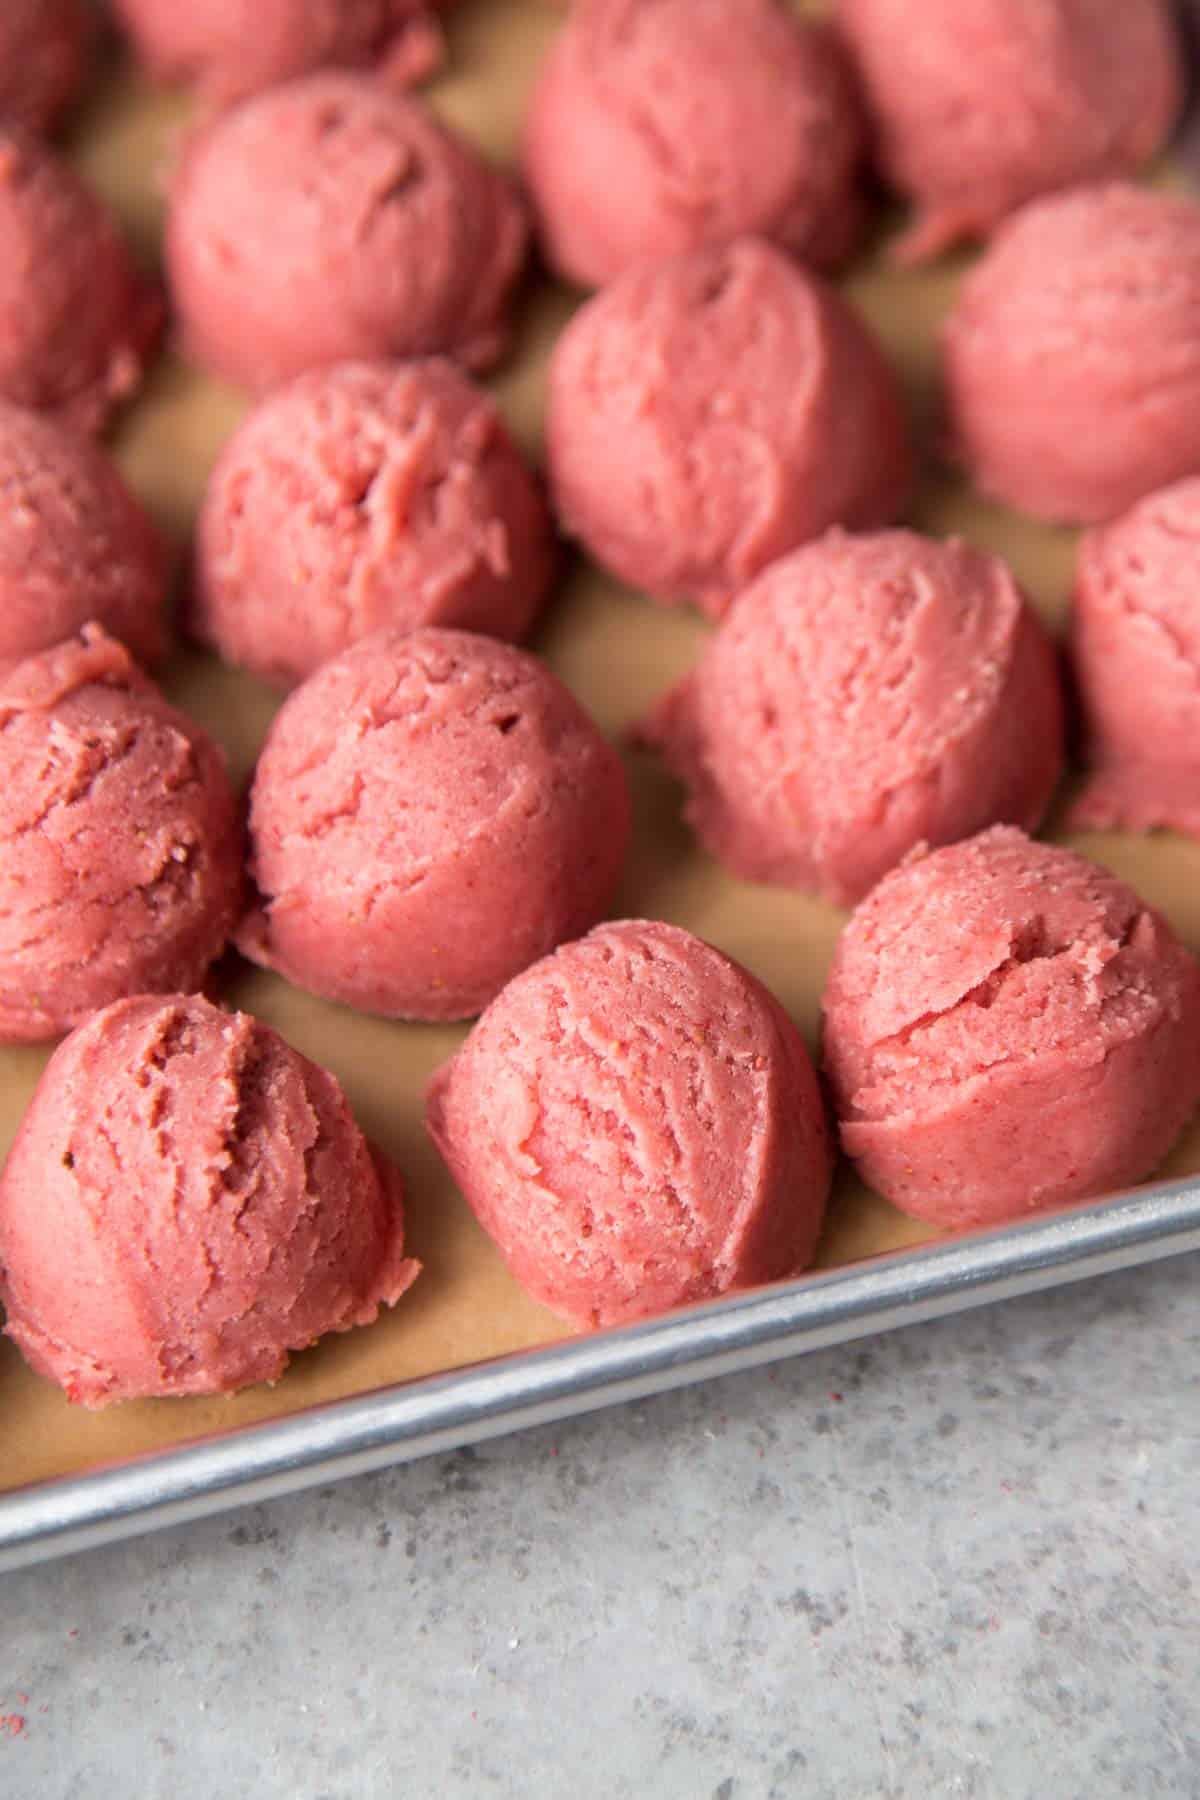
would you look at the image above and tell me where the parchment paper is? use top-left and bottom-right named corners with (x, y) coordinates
top-left (4, 0), bottom-right (1199, 1493)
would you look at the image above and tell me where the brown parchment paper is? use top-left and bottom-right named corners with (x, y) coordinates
top-left (4, 0), bottom-right (1200, 1495)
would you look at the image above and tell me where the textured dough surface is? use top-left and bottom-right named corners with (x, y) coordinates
top-left (942, 183), bottom-right (1200, 524)
top-left (427, 919), bottom-right (832, 1326)
top-left (546, 237), bottom-right (912, 615)
top-left (239, 627), bottom-right (631, 1020)
top-left (642, 529), bottom-right (1064, 904)
top-left (0, 400), bottom-right (168, 670)
top-left (191, 359), bottom-right (555, 687)
top-left (823, 828), bottom-right (1200, 1228)
top-left (522, 0), bottom-right (864, 286)
top-left (0, 127), bottom-right (162, 433)
top-left (166, 73), bottom-right (528, 390)
top-left (0, 628), bottom-right (244, 1043)
top-left (1069, 477), bottom-right (1200, 839)
top-left (836, 0), bottom-right (1182, 262)
top-left (0, 994), bottom-right (417, 1406)
top-left (112, 0), bottom-right (452, 105)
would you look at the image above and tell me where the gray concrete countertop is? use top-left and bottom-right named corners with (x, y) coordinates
top-left (3, 1255), bottom-right (1198, 1799)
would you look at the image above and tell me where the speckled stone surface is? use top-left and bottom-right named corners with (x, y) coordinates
top-left (3, 1256), bottom-right (1199, 1798)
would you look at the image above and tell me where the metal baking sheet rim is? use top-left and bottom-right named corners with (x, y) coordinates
top-left (3, 1177), bottom-right (1198, 1571)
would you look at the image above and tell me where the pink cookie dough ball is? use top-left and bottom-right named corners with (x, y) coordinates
top-left (166, 74), bottom-right (528, 392)
top-left (0, 994), bottom-right (418, 1407)
top-left (0, 400), bottom-right (168, 670)
top-left (546, 237), bottom-right (912, 617)
top-left (942, 183), bottom-right (1200, 525)
top-left (190, 359), bottom-right (556, 688)
top-left (427, 919), bottom-right (832, 1327)
top-left (112, 0), bottom-right (453, 107)
top-left (0, 628), bottom-right (244, 1044)
top-left (0, 0), bottom-right (94, 135)
top-left (1068, 477), bottom-right (1200, 838)
top-left (822, 827), bottom-right (1200, 1231)
top-left (239, 627), bottom-right (632, 1021)
top-left (0, 128), bottom-right (163, 434)
top-left (522, 0), bottom-right (865, 288)
top-left (642, 529), bottom-right (1064, 906)
top-left (836, 0), bottom-right (1182, 264)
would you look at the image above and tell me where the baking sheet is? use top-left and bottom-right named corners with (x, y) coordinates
top-left (4, 0), bottom-right (1200, 1516)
